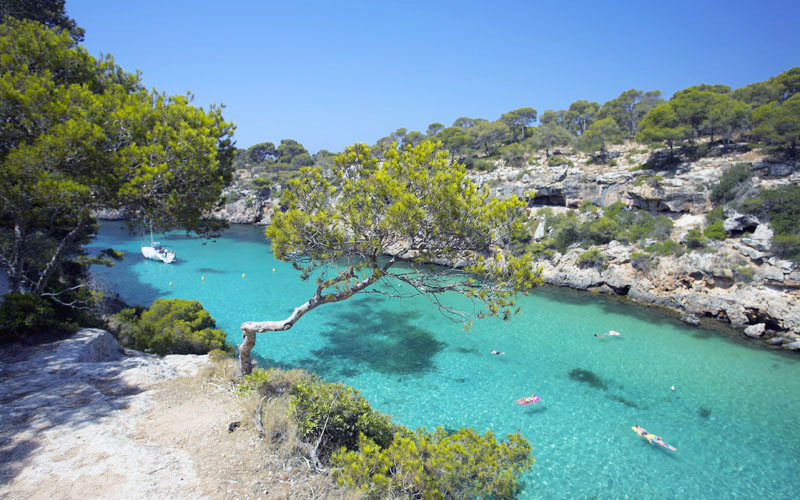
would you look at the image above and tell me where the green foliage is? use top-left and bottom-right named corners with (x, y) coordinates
top-left (706, 206), bottom-right (725, 224)
top-left (0, 293), bottom-right (61, 343)
top-left (759, 185), bottom-right (800, 235)
top-left (265, 141), bottom-right (540, 330)
top-left (534, 122), bottom-right (572, 156)
top-left (734, 266), bottom-right (756, 282)
top-left (772, 235), bottom-right (800, 264)
top-left (332, 427), bottom-right (534, 500)
top-left (608, 159), bottom-right (618, 167)
top-left (646, 239), bottom-right (683, 256)
top-left (0, 19), bottom-right (234, 300)
top-left (577, 248), bottom-right (608, 269)
top-left (710, 163), bottom-right (752, 202)
top-left (290, 380), bottom-right (396, 461)
top-left (704, 221), bottom-right (726, 240)
top-left (740, 197), bottom-right (764, 215)
top-left (500, 142), bottom-right (531, 168)
top-left (684, 229), bottom-right (706, 249)
top-left (237, 367), bottom-right (312, 398)
top-left (113, 299), bottom-right (232, 355)
top-left (0, 0), bottom-right (84, 41)
top-left (752, 93), bottom-right (800, 157)
top-left (547, 155), bottom-right (569, 166)
top-left (579, 117), bottom-right (622, 160)
top-left (579, 200), bottom-right (598, 213)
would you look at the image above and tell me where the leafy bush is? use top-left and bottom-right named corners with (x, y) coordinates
top-left (578, 248), bottom-right (608, 269)
top-left (547, 155), bottom-right (569, 166)
top-left (332, 427), bottom-right (534, 500)
top-left (760, 185), bottom-right (800, 235)
top-left (734, 267), bottom-right (756, 282)
top-left (290, 380), bottom-right (396, 461)
top-left (710, 163), bottom-right (752, 203)
top-left (704, 221), bottom-right (726, 240)
top-left (113, 298), bottom-right (232, 355)
top-left (0, 293), bottom-right (61, 344)
top-left (740, 197), bottom-right (764, 215)
top-left (579, 200), bottom-right (598, 213)
top-left (238, 367), bottom-right (312, 397)
top-left (773, 234), bottom-right (800, 264)
top-left (706, 206), bottom-right (725, 224)
top-left (684, 229), bottom-right (707, 249)
top-left (646, 240), bottom-right (683, 256)
top-left (526, 241), bottom-right (556, 259)
top-left (608, 159), bottom-right (618, 167)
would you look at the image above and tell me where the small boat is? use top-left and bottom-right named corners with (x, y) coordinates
top-left (632, 425), bottom-right (676, 451)
top-left (141, 225), bottom-right (175, 263)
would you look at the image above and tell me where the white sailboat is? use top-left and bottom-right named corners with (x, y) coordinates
top-left (141, 224), bottom-right (176, 263)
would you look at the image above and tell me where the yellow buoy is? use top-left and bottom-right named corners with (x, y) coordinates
top-left (272, 268), bottom-right (276, 273)
top-left (242, 273), bottom-right (246, 278)
top-left (169, 281), bottom-right (173, 286)
top-left (201, 275), bottom-right (205, 281)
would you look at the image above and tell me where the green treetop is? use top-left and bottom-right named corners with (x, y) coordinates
top-left (0, 19), bottom-right (235, 299)
top-left (237, 141), bottom-right (541, 376)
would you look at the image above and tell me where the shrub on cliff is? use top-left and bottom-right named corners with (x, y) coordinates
top-left (332, 427), bottom-right (534, 500)
top-left (113, 298), bottom-right (232, 355)
top-left (290, 380), bottom-right (396, 461)
top-left (578, 248), bottom-right (608, 269)
top-left (0, 293), bottom-right (61, 344)
top-left (710, 163), bottom-right (752, 203)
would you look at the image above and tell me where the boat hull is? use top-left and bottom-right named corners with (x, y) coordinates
top-left (141, 246), bottom-right (175, 263)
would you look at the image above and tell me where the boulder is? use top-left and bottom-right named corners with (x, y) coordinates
top-left (742, 224), bottom-right (773, 251)
top-left (722, 211), bottom-right (759, 234)
top-left (533, 217), bottom-right (546, 240)
top-left (766, 336), bottom-right (785, 345)
top-left (681, 312), bottom-right (701, 326)
top-left (743, 323), bottom-right (766, 338)
top-left (784, 340), bottom-right (800, 351)
top-left (758, 265), bottom-right (784, 284)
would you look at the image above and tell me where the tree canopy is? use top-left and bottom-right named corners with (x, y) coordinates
top-left (237, 141), bottom-right (540, 375)
top-left (0, 0), bottom-right (84, 41)
top-left (0, 19), bottom-right (235, 300)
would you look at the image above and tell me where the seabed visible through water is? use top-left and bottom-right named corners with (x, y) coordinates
top-left (90, 222), bottom-right (800, 500)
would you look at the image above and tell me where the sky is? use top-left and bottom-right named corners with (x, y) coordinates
top-left (68, 0), bottom-right (799, 154)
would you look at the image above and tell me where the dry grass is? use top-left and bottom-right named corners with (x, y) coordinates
top-left (199, 356), bottom-right (363, 500)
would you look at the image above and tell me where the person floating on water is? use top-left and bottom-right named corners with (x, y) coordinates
top-left (594, 330), bottom-right (621, 338)
top-left (491, 350), bottom-right (505, 355)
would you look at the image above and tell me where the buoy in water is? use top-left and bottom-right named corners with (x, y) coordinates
top-left (242, 273), bottom-right (246, 278)
top-left (272, 268), bottom-right (276, 273)
top-left (169, 281), bottom-right (173, 286)
top-left (671, 385), bottom-right (676, 391)
top-left (201, 275), bottom-right (205, 281)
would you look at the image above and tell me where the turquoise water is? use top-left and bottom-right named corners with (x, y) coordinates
top-left (89, 223), bottom-right (800, 500)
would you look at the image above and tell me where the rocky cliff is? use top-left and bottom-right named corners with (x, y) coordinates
top-left (143, 143), bottom-right (800, 348)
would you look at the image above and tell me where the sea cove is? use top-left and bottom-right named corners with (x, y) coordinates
top-left (90, 222), bottom-right (800, 500)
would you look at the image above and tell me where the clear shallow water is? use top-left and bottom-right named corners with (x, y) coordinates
top-left (90, 223), bottom-right (800, 500)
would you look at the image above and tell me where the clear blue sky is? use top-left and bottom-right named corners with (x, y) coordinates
top-left (69, 0), bottom-right (798, 154)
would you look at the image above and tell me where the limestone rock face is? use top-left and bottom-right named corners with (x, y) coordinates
top-left (742, 224), bottom-right (774, 251)
top-left (723, 210), bottom-right (759, 234)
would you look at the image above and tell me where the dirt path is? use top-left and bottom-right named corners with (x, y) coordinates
top-left (0, 330), bottom-right (278, 500)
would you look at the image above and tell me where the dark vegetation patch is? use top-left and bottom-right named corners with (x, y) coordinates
top-left (307, 300), bottom-right (446, 378)
top-left (698, 407), bottom-right (712, 419)
top-left (569, 368), bottom-right (609, 390)
top-left (606, 394), bottom-right (639, 408)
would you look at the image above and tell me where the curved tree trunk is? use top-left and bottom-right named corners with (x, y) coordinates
top-left (237, 262), bottom-right (389, 377)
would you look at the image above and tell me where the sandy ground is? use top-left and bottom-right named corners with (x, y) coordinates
top-left (0, 330), bottom-right (311, 500)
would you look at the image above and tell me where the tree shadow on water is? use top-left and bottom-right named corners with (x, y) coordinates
top-left (298, 298), bottom-right (447, 380)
